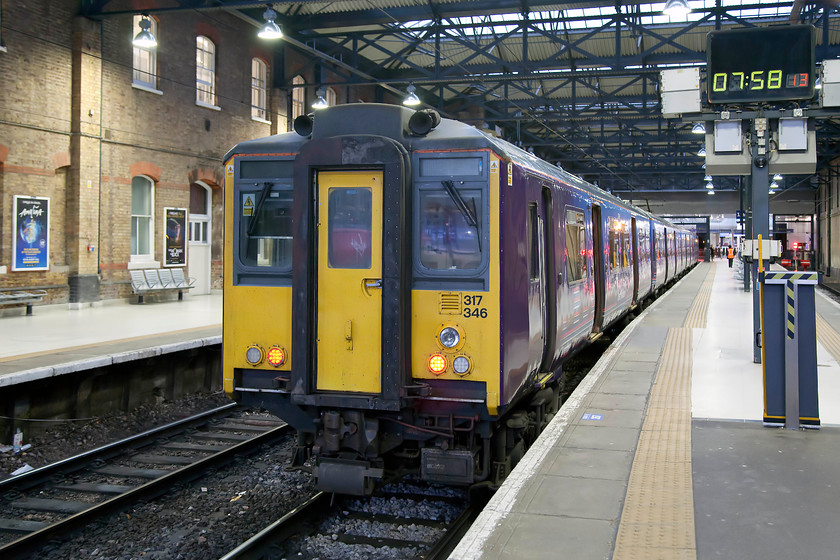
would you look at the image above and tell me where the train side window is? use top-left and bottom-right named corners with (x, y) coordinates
top-left (528, 204), bottom-right (539, 280)
top-left (328, 188), bottom-right (372, 269)
top-left (609, 225), bottom-right (619, 270)
top-left (418, 190), bottom-right (482, 270)
top-left (239, 187), bottom-right (293, 269)
top-left (622, 230), bottom-right (631, 267)
top-left (564, 208), bottom-right (586, 282)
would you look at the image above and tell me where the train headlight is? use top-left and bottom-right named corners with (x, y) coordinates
top-left (266, 346), bottom-right (286, 367)
top-left (439, 327), bottom-right (460, 348)
top-left (453, 355), bottom-right (472, 376)
top-left (428, 354), bottom-right (447, 375)
top-left (245, 345), bottom-right (264, 365)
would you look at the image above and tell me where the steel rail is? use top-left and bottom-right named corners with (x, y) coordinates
top-left (219, 491), bottom-right (329, 560)
top-left (0, 419), bottom-right (290, 559)
top-left (0, 402), bottom-right (239, 493)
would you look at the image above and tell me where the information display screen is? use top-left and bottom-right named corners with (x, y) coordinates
top-left (706, 25), bottom-right (815, 104)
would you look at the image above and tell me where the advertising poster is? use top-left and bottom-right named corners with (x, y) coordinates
top-left (164, 207), bottom-right (187, 267)
top-left (12, 196), bottom-right (50, 271)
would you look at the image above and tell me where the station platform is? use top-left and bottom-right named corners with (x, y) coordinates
top-left (452, 262), bottom-right (840, 560)
top-left (0, 293), bottom-right (221, 388)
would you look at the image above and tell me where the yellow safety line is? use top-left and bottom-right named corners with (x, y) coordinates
top-left (0, 324), bottom-right (222, 364)
top-left (613, 327), bottom-right (696, 560)
top-left (683, 263), bottom-right (715, 329)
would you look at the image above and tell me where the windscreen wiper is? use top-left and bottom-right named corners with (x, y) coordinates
top-left (247, 181), bottom-right (274, 236)
top-left (442, 180), bottom-right (481, 250)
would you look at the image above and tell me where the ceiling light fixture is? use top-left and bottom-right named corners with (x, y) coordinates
top-left (773, 173), bottom-right (783, 181)
top-left (704, 175), bottom-right (713, 182)
top-left (132, 16), bottom-right (157, 48)
top-left (312, 87), bottom-right (328, 109)
top-left (698, 147), bottom-right (706, 157)
top-left (706, 182), bottom-right (714, 189)
top-left (258, 7), bottom-right (283, 40)
top-left (403, 83), bottom-right (421, 106)
top-left (663, 0), bottom-right (691, 17)
top-left (692, 122), bottom-right (706, 134)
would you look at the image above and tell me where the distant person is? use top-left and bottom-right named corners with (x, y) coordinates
top-left (727, 245), bottom-right (735, 268)
top-left (710, 246), bottom-right (715, 261)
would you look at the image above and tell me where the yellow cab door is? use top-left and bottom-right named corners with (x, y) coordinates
top-left (316, 170), bottom-right (383, 393)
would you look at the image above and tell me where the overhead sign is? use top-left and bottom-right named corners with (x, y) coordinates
top-left (706, 25), bottom-right (815, 104)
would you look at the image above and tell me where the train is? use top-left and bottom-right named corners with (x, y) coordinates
top-left (222, 103), bottom-right (696, 495)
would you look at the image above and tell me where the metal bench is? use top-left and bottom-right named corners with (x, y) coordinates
top-left (0, 289), bottom-right (47, 315)
top-left (129, 268), bottom-right (195, 304)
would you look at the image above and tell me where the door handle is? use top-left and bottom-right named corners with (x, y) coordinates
top-left (362, 278), bottom-right (383, 296)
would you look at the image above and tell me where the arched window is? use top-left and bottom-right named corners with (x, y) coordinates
top-left (196, 36), bottom-right (216, 107)
top-left (131, 176), bottom-right (155, 260)
top-left (132, 15), bottom-right (158, 90)
top-left (251, 58), bottom-right (268, 121)
top-left (326, 86), bottom-right (337, 107)
top-left (291, 75), bottom-right (305, 122)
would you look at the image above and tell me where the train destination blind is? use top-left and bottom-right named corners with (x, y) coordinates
top-left (706, 25), bottom-right (815, 104)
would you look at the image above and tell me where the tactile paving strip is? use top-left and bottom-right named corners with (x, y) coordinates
top-left (816, 313), bottom-right (840, 364)
top-left (683, 264), bottom-right (716, 329)
top-left (613, 327), bottom-right (696, 560)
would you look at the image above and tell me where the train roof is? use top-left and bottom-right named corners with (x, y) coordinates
top-left (223, 130), bottom-right (306, 161)
top-left (223, 104), bottom-right (689, 233)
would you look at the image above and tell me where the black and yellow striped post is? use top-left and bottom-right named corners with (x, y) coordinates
top-left (759, 270), bottom-right (820, 429)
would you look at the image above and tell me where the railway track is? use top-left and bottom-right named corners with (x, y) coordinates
top-left (0, 404), bottom-right (291, 559)
top-left (221, 481), bottom-right (484, 560)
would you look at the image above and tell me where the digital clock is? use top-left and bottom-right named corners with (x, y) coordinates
top-left (706, 25), bottom-right (815, 104)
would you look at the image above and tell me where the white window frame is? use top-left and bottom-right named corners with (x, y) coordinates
top-left (196, 35), bottom-right (218, 109)
top-left (130, 175), bottom-right (158, 266)
top-left (251, 58), bottom-right (269, 123)
top-left (291, 75), bottom-right (305, 124)
top-left (1, 4), bottom-right (6, 52)
top-left (132, 15), bottom-right (159, 92)
top-left (189, 182), bottom-right (211, 245)
top-left (326, 86), bottom-right (338, 107)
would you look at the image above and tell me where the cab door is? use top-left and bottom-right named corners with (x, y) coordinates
top-left (316, 170), bottom-right (383, 393)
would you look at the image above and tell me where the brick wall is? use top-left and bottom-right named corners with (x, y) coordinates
top-left (0, 1), bottom-right (279, 300)
top-left (0, 1), bottom-right (404, 302)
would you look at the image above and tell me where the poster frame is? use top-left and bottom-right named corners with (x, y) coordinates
top-left (12, 195), bottom-right (50, 272)
top-left (163, 207), bottom-right (188, 268)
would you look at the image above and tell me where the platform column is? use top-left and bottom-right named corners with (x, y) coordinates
top-left (67, 17), bottom-right (102, 306)
top-left (760, 271), bottom-right (820, 428)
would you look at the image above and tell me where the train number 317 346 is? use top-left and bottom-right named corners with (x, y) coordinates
top-left (463, 295), bottom-right (488, 318)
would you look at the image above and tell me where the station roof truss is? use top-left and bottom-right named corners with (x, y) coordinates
top-left (84, 0), bottom-right (840, 196)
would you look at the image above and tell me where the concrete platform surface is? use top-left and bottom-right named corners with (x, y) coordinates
top-left (451, 262), bottom-right (840, 560)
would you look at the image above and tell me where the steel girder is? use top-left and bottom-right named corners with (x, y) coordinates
top-left (83, 1), bottom-right (840, 194)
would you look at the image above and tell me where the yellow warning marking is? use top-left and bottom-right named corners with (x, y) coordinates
top-left (683, 262), bottom-right (715, 329)
top-left (489, 160), bottom-right (499, 174)
top-left (242, 194), bottom-right (255, 216)
top-left (226, 163), bottom-right (234, 178)
top-left (613, 327), bottom-right (696, 560)
top-left (507, 162), bottom-right (513, 186)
